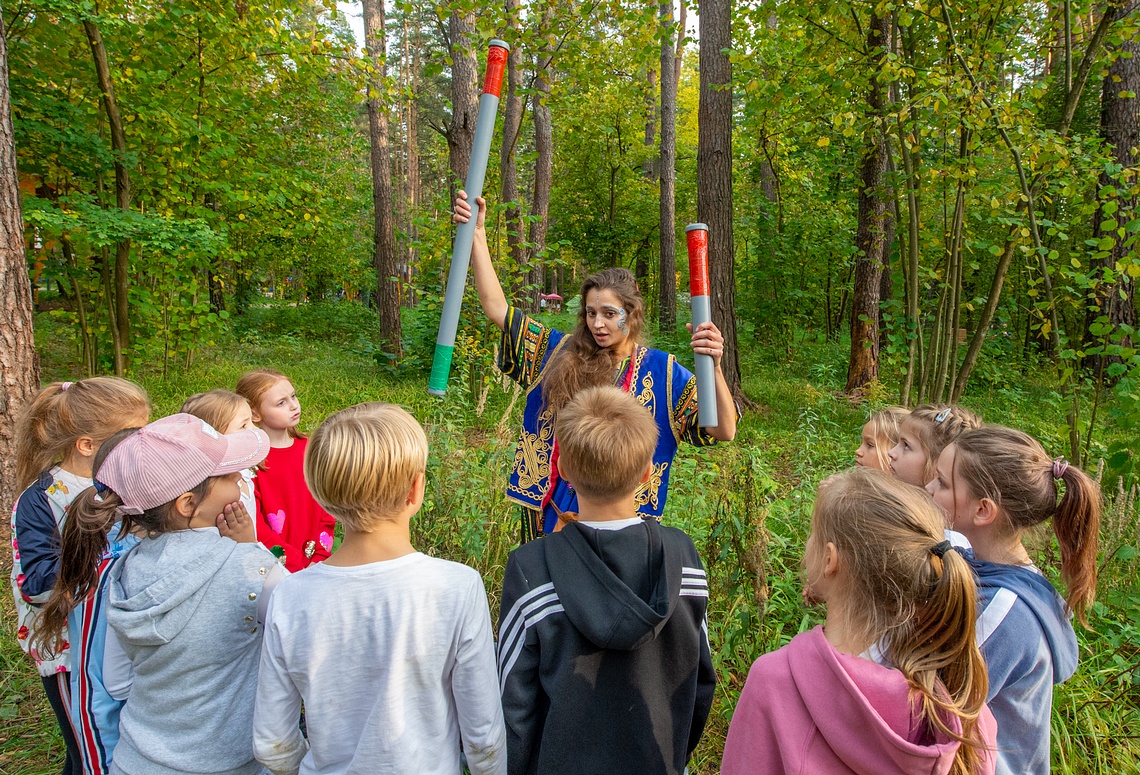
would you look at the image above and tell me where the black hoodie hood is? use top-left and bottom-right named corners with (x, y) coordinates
top-left (546, 520), bottom-right (683, 650)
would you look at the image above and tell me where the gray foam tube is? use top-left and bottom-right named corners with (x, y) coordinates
top-left (691, 294), bottom-right (718, 428)
top-left (429, 40), bottom-right (509, 396)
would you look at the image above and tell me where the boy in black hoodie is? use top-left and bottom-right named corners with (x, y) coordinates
top-left (497, 386), bottom-right (715, 775)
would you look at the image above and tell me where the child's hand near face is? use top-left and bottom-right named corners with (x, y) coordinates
top-left (217, 502), bottom-right (256, 543)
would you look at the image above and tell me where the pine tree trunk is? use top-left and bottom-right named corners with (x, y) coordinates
top-left (845, 10), bottom-right (890, 394)
top-left (500, 0), bottom-right (528, 301)
top-left (83, 19), bottom-right (130, 375)
top-left (446, 9), bottom-right (478, 207)
top-left (658, 0), bottom-right (678, 333)
top-left (1084, 31), bottom-right (1138, 374)
top-left (697, 0), bottom-right (744, 400)
top-left (0, 5), bottom-right (40, 517)
top-left (527, 8), bottom-right (555, 310)
top-left (363, 0), bottom-right (401, 354)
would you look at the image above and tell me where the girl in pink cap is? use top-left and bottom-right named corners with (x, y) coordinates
top-left (9, 377), bottom-right (149, 775)
top-left (42, 413), bottom-right (281, 775)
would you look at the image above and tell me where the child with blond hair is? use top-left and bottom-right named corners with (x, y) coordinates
top-left (253, 403), bottom-right (505, 775)
top-left (854, 406), bottom-right (908, 471)
top-left (497, 386), bottom-right (715, 775)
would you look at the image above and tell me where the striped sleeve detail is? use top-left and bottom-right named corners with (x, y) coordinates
top-left (976, 588), bottom-right (1019, 648)
top-left (497, 582), bottom-right (563, 692)
top-left (680, 567), bottom-right (708, 598)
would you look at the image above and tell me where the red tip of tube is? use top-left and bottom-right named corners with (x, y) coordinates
top-left (686, 225), bottom-right (710, 296)
top-left (483, 44), bottom-right (509, 98)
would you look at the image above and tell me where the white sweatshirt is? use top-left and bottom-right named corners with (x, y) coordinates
top-left (253, 552), bottom-right (507, 775)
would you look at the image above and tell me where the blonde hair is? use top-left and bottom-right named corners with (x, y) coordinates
top-left (903, 404), bottom-right (982, 483)
top-left (555, 386), bottom-right (658, 503)
top-left (304, 403), bottom-right (428, 530)
top-left (235, 369), bottom-right (305, 439)
top-left (812, 469), bottom-right (989, 775)
top-left (951, 425), bottom-right (1101, 624)
top-left (180, 390), bottom-right (247, 434)
top-left (15, 378), bottom-right (150, 489)
top-left (866, 406), bottom-right (909, 470)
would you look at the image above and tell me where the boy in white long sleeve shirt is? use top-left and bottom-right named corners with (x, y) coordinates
top-left (252, 403), bottom-right (506, 775)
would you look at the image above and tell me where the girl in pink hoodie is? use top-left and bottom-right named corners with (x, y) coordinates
top-left (722, 468), bottom-right (997, 775)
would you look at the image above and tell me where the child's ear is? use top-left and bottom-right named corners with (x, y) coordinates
top-left (172, 491), bottom-right (197, 518)
top-left (75, 436), bottom-right (97, 459)
top-left (823, 542), bottom-right (841, 578)
top-left (250, 405), bottom-right (262, 424)
top-left (555, 458), bottom-right (572, 488)
top-left (406, 471), bottom-right (426, 508)
top-left (640, 461), bottom-right (653, 484)
top-left (974, 497), bottom-right (1000, 528)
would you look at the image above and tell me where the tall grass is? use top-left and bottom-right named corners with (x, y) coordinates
top-left (2, 301), bottom-right (1137, 774)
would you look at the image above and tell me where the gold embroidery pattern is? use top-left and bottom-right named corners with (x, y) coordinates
top-left (513, 406), bottom-right (554, 492)
top-left (634, 462), bottom-right (669, 510)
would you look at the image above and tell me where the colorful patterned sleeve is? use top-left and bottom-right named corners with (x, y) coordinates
top-left (498, 306), bottom-right (562, 390)
top-left (671, 358), bottom-right (717, 448)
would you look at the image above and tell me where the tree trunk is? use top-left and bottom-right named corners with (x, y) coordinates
top-left (845, 11), bottom-right (891, 394)
top-left (404, 17), bottom-right (420, 302)
top-left (527, 6), bottom-right (555, 310)
top-left (638, 65), bottom-right (656, 287)
top-left (501, 0), bottom-right (528, 300)
top-left (658, 0), bottom-right (678, 333)
top-left (363, 0), bottom-right (401, 354)
top-left (697, 0), bottom-right (744, 401)
top-left (83, 19), bottom-right (129, 375)
top-left (897, 110), bottom-right (921, 405)
top-left (1084, 30), bottom-right (1138, 373)
top-left (0, 4), bottom-right (40, 517)
top-left (446, 8), bottom-right (478, 207)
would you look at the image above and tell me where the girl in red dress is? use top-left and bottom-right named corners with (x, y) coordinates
top-left (237, 370), bottom-right (336, 571)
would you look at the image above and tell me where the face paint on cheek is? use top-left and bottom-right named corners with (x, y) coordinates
top-left (617, 308), bottom-right (628, 334)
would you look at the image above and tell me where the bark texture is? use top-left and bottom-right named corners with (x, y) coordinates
top-left (1084, 31), bottom-right (1139, 371)
top-left (501, 0), bottom-right (528, 302)
top-left (446, 9), bottom-right (478, 206)
top-left (0, 6), bottom-right (40, 518)
top-left (362, 0), bottom-right (401, 353)
top-left (658, 0), bottom-right (678, 332)
top-left (527, 7), bottom-right (555, 309)
top-left (697, 0), bottom-right (744, 400)
top-left (845, 11), bottom-right (891, 393)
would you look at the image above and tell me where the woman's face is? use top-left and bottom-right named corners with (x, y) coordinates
top-left (584, 288), bottom-right (632, 351)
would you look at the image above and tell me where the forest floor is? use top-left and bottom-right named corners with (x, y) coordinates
top-left (2, 302), bottom-right (1138, 774)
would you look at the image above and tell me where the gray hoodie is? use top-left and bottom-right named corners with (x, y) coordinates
top-left (107, 529), bottom-right (275, 775)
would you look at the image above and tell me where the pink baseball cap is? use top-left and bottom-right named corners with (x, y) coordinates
top-left (98, 413), bottom-right (270, 514)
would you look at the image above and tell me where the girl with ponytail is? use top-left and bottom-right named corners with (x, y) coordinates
top-left (723, 468), bottom-right (995, 775)
top-left (927, 425), bottom-right (1101, 775)
top-left (9, 377), bottom-right (149, 775)
top-left (33, 428), bottom-right (143, 775)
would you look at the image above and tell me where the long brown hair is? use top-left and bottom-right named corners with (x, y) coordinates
top-left (15, 378), bottom-right (150, 490)
top-left (952, 425), bottom-right (1101, 624)
top-left (235, 369), bottom-right (305, 439)
top-left (812, 469), bottom-right (989, 775)
top-left (32, 428), bottom-right (210, 659)
top-left (903, 404), bottom-right (982, 483)
top-left (542, 268), bottom-right (647, 414)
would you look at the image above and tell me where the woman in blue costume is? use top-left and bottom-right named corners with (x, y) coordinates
top-left (455, 192), bottom-right (738, 542)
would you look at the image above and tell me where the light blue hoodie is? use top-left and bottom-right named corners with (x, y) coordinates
top-left (967, 551), bottom-right (1078, 775)
top-left (107, 529), bottom-right (276, 775)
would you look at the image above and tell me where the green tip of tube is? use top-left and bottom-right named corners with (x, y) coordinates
top-left (428, 343), bottom-right (455, 395)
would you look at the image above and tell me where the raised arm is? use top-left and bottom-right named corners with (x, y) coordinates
top-left (454, 191), bottom-right (508, 331)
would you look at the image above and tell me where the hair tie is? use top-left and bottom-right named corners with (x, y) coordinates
top-left (930, 540), bottom-right (953, 558)
top-left (1052, 457), bottom-right (1069, 479)
top-left (61, 381), bottom-right (74, 392)
top-left (93, 480), bottom-right (108, 493)
top-left (934, 408), bottom-right (952, 423)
